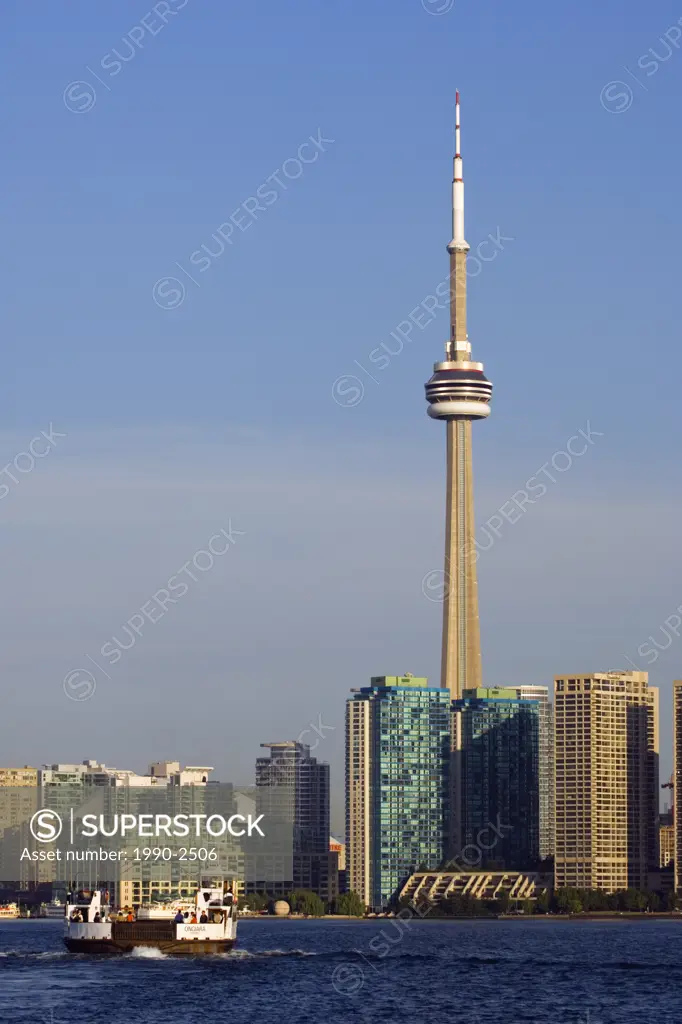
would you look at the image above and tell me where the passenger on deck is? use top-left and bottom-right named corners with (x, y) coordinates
top-left (126, 910), bottom-right (134, 922)
top-left (93, 912), bottom-right (101, 923)
top-left (199, 912), bottom-right (208, 923)
top-left (174, 910), bottom-right (185, 923)
top-left (190, 913), bottom-right (198, 924)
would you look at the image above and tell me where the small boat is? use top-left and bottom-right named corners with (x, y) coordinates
top-left (64, 887), bottom-right (237, 955)
top-left (42, 901), bottom-right (66, 919)
top-left (136, 896), bottom-right (198, 920)
top-left (0, 903), bottom-right (19, 919)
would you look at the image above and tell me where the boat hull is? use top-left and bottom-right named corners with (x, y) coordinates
top-left (64, 936), bottom-right (236, 956)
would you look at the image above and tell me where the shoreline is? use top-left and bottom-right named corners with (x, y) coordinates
top-left (6, 912), bottom-right (679, 924)
top-left (240, 912), bottom-right (682, 922)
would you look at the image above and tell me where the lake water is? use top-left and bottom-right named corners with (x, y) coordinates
top-left (1, 917), bottom-right (680, 1023)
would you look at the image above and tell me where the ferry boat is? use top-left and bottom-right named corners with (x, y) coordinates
top-left (64, 887), bottom-right (237, 955)
top-left (0, 903), bottom-right (19, 919)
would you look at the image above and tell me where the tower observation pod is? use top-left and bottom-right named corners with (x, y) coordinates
top-left (424, 92), bottom-right (493, 701)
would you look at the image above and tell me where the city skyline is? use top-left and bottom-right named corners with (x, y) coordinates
top-left (0, 663), bottom-right (671, 906)
top-left (2, 2), bottom-right (682, 821)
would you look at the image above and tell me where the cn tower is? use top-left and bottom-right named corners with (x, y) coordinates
top-left (425, 93), bottom-right (493, 701)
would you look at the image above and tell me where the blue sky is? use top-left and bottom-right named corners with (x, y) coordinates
top-left (3, 0), bottom-right (682, 823)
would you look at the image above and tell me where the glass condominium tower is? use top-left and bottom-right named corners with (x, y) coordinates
top-left (346, 676), bottom-right (450, 910)
top-left (509, 685), bottom-right (553, 860)
top-left (453, 688), bottom-right (540, 869)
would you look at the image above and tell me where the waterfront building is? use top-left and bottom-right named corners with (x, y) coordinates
top-left (30, 764), bottom-right (98, 886)
top-left (0, 767), bottom-right (37, 787)
top-left (400, 868), bottom-right (550, 906)
top-left (0, 767), bottom-right (38, 834)
top-left (255, 742), bottom-right (336, 901)
top-left (118, 771), bottom-right (244, 906)
top-left (424, 93), bottom-right (493, 702)
top-left (554, 672), bottom-right (659, 892)
top-left (38, 760), bottom-right (213, 788)
top-left (651, 809), bottom-right (674, 895)
top-left (330, 836), bottom-right (347, 894)
top-left (31, 762), bottom-right (241, 903)
top-left (508, 686), bottom-right (553, 860)
top-left (660, 821), bottom-right (674, 870)
top-left (346, 675), bottom-right (450, 910)
top-left (38, 762), bottom-right (95, 786)
top-left (0, 768), bottom-right (39, 888)
top-left (673, 681), bottom-right (682, 893)
top-left (453, 688), bottom-right (540, 870)
top-left (118, 875), bottom-right (244, 908)
top-left (330, 836), bottom-right (346, 871)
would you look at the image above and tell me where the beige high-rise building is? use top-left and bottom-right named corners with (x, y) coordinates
top-left (424, 93), bottom-right (492, 701)
top-left (554, 671), bottom-right (659, 893)
top-left (345, 695), bottom-right (371, 906)
top-left (673, 681), bottom-right (682, 892)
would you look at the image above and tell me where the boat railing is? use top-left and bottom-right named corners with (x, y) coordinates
top-left (111, 921), bottom-right (176, 942)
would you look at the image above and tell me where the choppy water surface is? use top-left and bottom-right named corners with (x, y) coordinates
top-left (2, 917), bottom-right (681, 1023)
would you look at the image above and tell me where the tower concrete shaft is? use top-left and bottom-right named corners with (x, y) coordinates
top-left (442, 418), bottom-right (482, 697)
top-left (424, 94), bottom-right (492, 701)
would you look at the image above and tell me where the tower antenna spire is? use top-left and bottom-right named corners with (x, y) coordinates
top-left (451, 90), bottom-right (465, 249)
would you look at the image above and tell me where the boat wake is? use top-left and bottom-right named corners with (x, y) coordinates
top-left (130, 947), bottom-right (169, 960)
top-left (0, 950), bottom-right (69, 960)
top-left (221, 948), bottom-right (318, 959)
